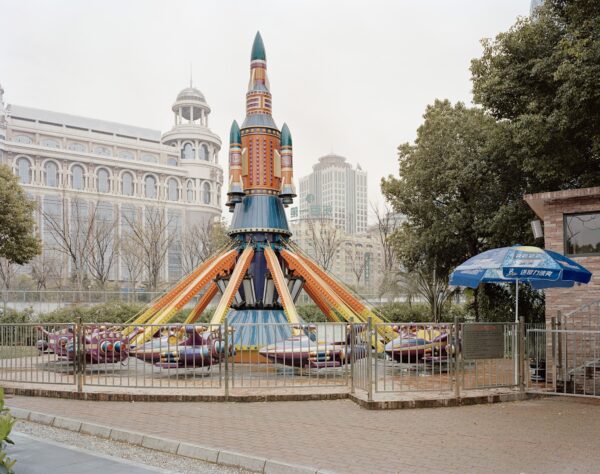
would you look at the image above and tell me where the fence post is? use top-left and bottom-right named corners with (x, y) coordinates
top-left (454, 316), bottom-right (461, 399)
top-left (519, 317), bottom-right (526, 393)
top-left (551, 315), bottom-right (557, 390)
top-left (223, 316), bottom-right (229, 400)
top-left (367, 316), bottom-right (373, 402)
top-left (75, 317), bottom-right (84, 393)
top-left (349, 321), bottom-right (355, 395)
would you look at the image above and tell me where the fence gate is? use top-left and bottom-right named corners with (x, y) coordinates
top-left (527, 328), bottom-right (600, 398)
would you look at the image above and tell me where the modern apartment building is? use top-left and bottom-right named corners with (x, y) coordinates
top-left (296, 154), bottom-right (367, 235)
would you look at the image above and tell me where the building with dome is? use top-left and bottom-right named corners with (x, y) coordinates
top-left (0, 82), bottom-right (223, 287)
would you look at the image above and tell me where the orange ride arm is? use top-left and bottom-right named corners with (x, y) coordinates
top-left (280, 249), bottom-right (385, 352)
top-left (303, 281), bottom-right (341, 322)
top-left (264, 245), bottom-right (301, 325)
top-left (122, 253), bottom-right (221, 335)
top-left (184, 282), bottom-right (219, 324)
top-left (131, 249), bottom-right (238, 346)
top-left (210, 246), bottom-right (255, 325)
top-left (294, 250), bottom-right (396, 342)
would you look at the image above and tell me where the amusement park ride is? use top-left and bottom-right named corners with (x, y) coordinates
top-left (37, 33), bottom-right (449, 370)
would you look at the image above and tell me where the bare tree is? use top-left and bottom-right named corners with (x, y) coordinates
top-left (30, 253), bottom-right (61, 290)
top-left (180, 219), bottom-right (228, 274)
top-left (85, 207), bottom-right (119, 288)
top-left (371, 203), bottom-right (403, 298)
top-left (123, 206), bottom-right (176, 291)
top-left (345, 245), bottom-right (367, 287)
top-left (42, 197), bottom-right (95, 292)
top-left (120, 234), bottom-right (145, 295)
top-left (0, 258), bottom-right (16, 290)
top-left (303, 216), bottom-right (343, 272)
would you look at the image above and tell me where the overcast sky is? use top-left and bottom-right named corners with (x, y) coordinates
top-left (0, 0), bottom-right (530, 217)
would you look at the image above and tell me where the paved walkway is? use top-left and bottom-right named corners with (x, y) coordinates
top-left (6, 395), bottom-right (600, 473)
top-left (7, 432), bottom-right (167, 473)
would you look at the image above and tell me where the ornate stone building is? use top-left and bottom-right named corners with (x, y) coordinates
top-left (0, 82), bottom-right (223, 286)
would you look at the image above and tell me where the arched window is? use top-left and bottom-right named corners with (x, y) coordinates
top-left (168, 179), bottom-right (179, 201)
top-left (217, 185), bottom-right (221, 206)
top-left (97, 168), bottom-right (110, 193)
top-left (144, 175), bottom-right (157, 199)
top-left (202, 182), bottom-right (211, 205)
top-left (94, 146), bottom-right (112, 156)
top-left (41, 138), bottom-right (60, 149)
top-left (44, 161), bottom-right (59, 187)
top-left (16, 157), bottom-right (32, 184)
top-left (142, 154), bottom-right (158, 163)
top-left (122, 172), bottom-right (134, 196)
top-left (72, 165), bottom-right (85, 190)
top-left (118, 150), bottom-right (134, 160)
top-left (181, 143), bottom-right (194, 160)
top-left (199, 144), bottom-right (209, 161)
top-left (14, 135), bottom-right (33, 144)
top-left (186, 181), bottom-right (194, 203)
top-left (68, 142), bottom-right (86, 152)
top-left (167, 157), bottom-right (178, 166)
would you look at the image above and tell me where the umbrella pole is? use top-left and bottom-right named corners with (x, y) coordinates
top-left (514, 279), bottom-right (519, 386)
top-left (515, 278), bottom-right (519, 323)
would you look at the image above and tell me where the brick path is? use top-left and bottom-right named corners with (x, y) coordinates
top-left (6, 395), bottom-right (600, 473)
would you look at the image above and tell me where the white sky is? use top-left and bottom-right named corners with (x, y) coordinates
top-left (0, 0), bottom-right (530, 219)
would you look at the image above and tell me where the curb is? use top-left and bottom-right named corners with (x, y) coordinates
top-left (11, 408), bottom-right (323, 474)
top-left (2, 387), bottom-right (348, 403)
top-left (349, 391), bottom-right (542, 410)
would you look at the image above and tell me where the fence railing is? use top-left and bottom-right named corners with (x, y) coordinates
top-left (527, 328), bottom-right (600, 398)
top-left (0, 319), bottom-right (542, 399)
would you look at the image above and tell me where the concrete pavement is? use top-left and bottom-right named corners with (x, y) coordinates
top-left (6, 395), bottom-right (600, 473)
top-left (7, 432), bottom-right (168, 474)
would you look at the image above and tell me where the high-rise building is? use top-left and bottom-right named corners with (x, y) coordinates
top-left (296, 154), bottom-right (367, 235)
top-left (530, 0), bottom-right (544, 15)
top-left (0, 82), bottom-right (223, 286)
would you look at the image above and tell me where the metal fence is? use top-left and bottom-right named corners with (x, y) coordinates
top-left (527, 328), bottom-right (600, 398)
top-left (0, 319), bottom-right (537, 398)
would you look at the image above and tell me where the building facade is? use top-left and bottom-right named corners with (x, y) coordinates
top-left (289, 218), bottom-right (382, 296)
top-left (0, 82), bottom-right (223, 286)
top-left (295, 154), bottom-right (367, 235)
top-left (525, 187), bottom-right (600, 325)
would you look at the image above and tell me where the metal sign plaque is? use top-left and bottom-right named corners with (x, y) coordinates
top-left (462, 324), bottom-right (505, 360)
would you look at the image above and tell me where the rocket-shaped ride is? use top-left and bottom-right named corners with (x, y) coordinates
top-left (127, 33), bottom-right (393, 364)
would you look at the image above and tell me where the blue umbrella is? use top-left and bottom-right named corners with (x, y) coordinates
top-left (450, 245), bottom-right (592, 322)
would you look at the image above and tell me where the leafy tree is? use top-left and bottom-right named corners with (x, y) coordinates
top-left (471, 0), bottom-right (600, 191)
top-left (0, 165), bottom-right (40, 265)
top-left (382, 100), bottom-right (534, 320)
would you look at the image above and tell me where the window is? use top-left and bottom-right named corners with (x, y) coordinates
top-left (565, 212), bottom-right (600, 256)
top-left (142, 154), bottom-right (158, 163)
top-left (16, 157), bottom-right (32, 184)
top-left (168, 179), bottom-right (179, 201)
top-left (167, 157), bottom-right (178, 166)
top-left (13, 135), bottom-right (33, 144)
top-left (94, 146), bottom-right (112, 156)
top-left (217, 185), bottom-right (221, 206)
top-left (118, 150), bottom-right (134, 160)
top-left (97, 168), bottom-right (110, 193)
top-left (145, 175), bottom-right (157, 198)
top-left (186, 181), bottom-right (194, 202)
top-left (199, 144), bottom-right (209, 161)
top-left (181, 143), bottom-right (194, 160)
top-left (44, 161), bottom-right (59, 187)
top-left (122, 172), bottom-right (134, 196)
top-left (72, 165), bottom-right (85, 190)
top-left (202, 182), bottom-right (211, 205)
top-left (41, 138), bottom-right (60, 149)
top-left (68, 142), bottom-right (86, 152)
